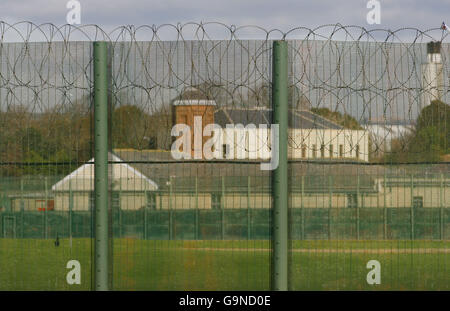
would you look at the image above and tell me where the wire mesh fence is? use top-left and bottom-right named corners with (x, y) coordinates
top-left (0, 22), bottom-right (448, 290)
top-left (1, 206), bottom-right (448, 241)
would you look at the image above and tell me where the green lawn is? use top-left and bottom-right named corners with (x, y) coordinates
top-left (0, 239), bottom-right (448, 290)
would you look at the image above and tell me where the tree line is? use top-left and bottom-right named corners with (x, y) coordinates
top-left (384, 100), bottom-right (449, 163)
top-left (0, 87), bottom-right (447, 177)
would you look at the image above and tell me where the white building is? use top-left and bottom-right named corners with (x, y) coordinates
top-left (51, 153), bottom-right (158, 211)
top-left (171, 88), bottom-right (370, 162)
top-left (214, 107), bottom-right (369, 162)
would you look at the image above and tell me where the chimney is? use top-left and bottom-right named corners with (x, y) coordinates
top-left (421, 42), bottom-right (444, 107)
top-left (426, 41), bottom-right (442, 63)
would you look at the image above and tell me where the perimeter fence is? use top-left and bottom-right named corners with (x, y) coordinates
top-left (0, 22), bottom-right (448, 290)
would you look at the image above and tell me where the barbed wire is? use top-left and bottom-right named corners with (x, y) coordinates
top-left (0, 22), bottom-right (448, 171)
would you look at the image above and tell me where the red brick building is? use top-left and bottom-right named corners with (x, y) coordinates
top-left (172, 87), bottom-right (216, 158)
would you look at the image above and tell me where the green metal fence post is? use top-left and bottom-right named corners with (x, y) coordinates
top-left (118, 182), bottom-right (122, 238)
top-left (195, 176), bottom-right (198, 209)
top-left (384, 173), bottom-right (387, 240)
top-left (328, 175), bottom-right (332, 240)
top-left (410, 175), bottom-right (414, 240)
top-left (272, 40), bottom-right (288, 291)
top-left (158, 191), bottom-right (162, 210)
top-left (144, 207), bottom-right (148, 240)
top-left (247, 176), bottom-right (251, 240)
top-left (195, 176), bottom-right (199, 240)
top-left (69, 180), bottom-right (73, 246)
top-left (221, 176), bottom-right (225, 240)
top-left (440, 173), bottom-right (444, 240)
top-left (169, 210), bottom-right (173, 240)
top-left (356, 175), bottom-right (360, 240)
top-left (301, 175), bottom-right (305, 240)
top-left (169, 176), bottom-right (173, 240)
top-left (144, 190), bottom-right (147, 240)
top-left (93, 41), bottom-right (109, 291)
top-left (44, 177), bottom-right (48, 239)
top-left (169, 176), bottom-right (173, 210)
top-left (20, 178), bottom-right (24, 238)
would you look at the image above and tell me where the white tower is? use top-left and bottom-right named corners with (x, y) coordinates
top-left (421, 42), bottom-right (444, 107)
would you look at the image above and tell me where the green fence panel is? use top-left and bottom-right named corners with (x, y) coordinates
top-left (358, 208), bottom-right (385, 240)
top-left (2, 208), bottom-right (449, 241)
top-left (251, 209), bottom-right (271, 239)
top-left (330, 209), bottom-right (358, 240)
top-left (303, 209), bottom-right (330, 240)
top-left (198, 210), bottom-right (222, 239)
top-left (173, 210), bottom-right (196, 240)
top-left (387, 208), bottom-right (413, 239)
top-left (224, 209), bottom-right (249, 239)
top-left (413, 208), bottom-right (441, 240)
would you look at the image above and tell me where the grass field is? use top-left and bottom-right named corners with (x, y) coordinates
top-left (0, 238), bottom-right (448, 290)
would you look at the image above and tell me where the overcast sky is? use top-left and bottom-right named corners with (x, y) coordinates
top-left (0, 1), bottom-right (448, 118)
top-left (0, 0), bottom-right (449, 40)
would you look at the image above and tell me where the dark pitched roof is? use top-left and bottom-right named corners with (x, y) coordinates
top-left (293, 110), bottom-right (343, 129)
top-left (112, 152), bottom-right (449, 194)
top-left (214, 108), bottom-right (343, 130)
top-left (111, 150), bottom-right (393, 193)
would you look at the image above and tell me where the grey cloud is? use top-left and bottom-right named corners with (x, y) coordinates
top-left (0, 0), bottom-right (448, 36)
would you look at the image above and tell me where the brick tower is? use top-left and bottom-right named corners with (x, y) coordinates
top-left (172, 87), bottom-right (216, 159)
